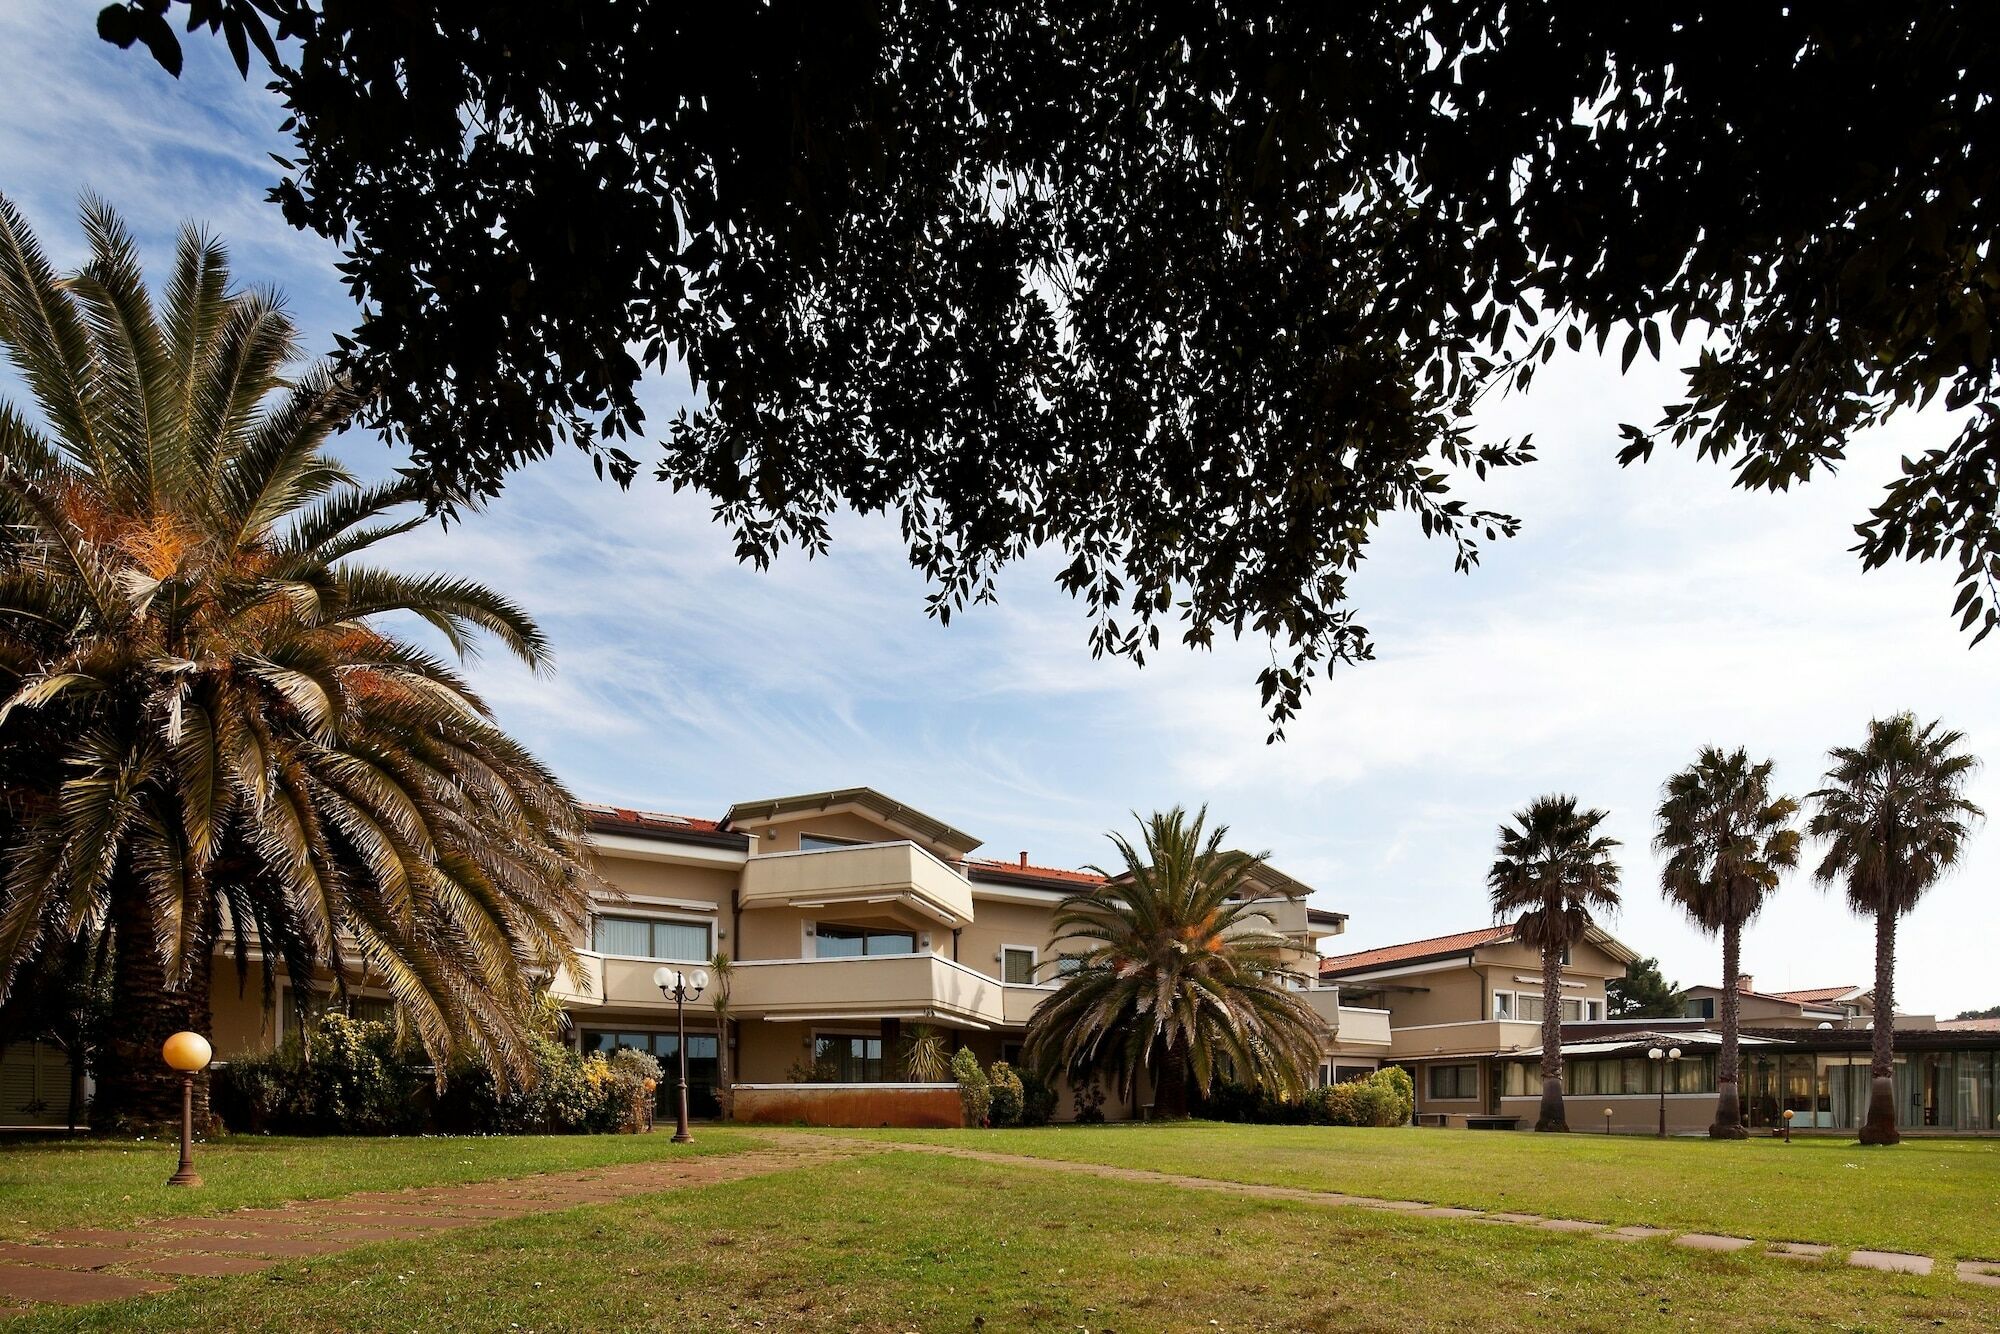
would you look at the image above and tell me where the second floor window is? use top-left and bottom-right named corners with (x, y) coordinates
top-left (813, 923), bottom-right (916, 958)
top-left (1001, 946), bottom-right (1038, 984)
top-left (593, 914), bottom-right (712, 961)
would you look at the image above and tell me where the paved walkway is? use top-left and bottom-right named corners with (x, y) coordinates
top-left (0, 1141), bottom-right (850, 1321)
top-left (3, 1131), bottom-right (1996, 1321)
top-left (780, 1132), bottom-right (2000, 1291)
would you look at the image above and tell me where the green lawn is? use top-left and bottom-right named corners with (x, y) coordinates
top-left (13, 1152), bottom-right (1997, 1333)
top-left (0, 1130), bottom-right (757, 1242)
top-left (833, 1122), bottom-right (2000, 1259)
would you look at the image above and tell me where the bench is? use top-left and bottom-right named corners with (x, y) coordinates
top-left (1466, 1116), bottom-right (1520, 1131)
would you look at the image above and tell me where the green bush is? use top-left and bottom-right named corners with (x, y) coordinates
top-left (951, 1046), bottom-right (989, 1126)
top-left (212, 1012), bottom-right (429, 1135)
top-left (1200, 1067), bottom-right (1414, 1128)
top-left (1018, 1069), bottom-right (1058, 1127)
top-left (986, 1060), bottom-right (1025, 1127)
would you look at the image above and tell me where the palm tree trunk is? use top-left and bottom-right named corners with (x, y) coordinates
top-left (1154, 1041), bottom-right (1191, 1120)
top-left (1710, 916), bottom-right (1748, 1138)
top-left (93, 888), bottom-right (212, 1133)
top-left (1536, 936), bottom-right (1568, 1132)
top-left (1859, 905), bottom-right (1901, 1146)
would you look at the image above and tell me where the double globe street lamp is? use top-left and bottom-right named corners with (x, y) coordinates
top-left (652, 966), bottom-right (708, 1143)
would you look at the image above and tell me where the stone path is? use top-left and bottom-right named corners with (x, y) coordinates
top-left (0, 1141), bottom-right (849, 1322)
top-left (784, 1133), bottom-right (2000, 1292)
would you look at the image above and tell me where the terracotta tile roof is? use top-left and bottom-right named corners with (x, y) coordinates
top-left (964, 857), bottom-right (1106, 888)
top-left (1940, 1017), bottom-right (2000, 1032)
top-left (1319, 924), bottom-right (1515, 975)
top-left (579, 803), bottom-right (742, 844)
top-left (1768, 985), bottom-right (1864, 1004)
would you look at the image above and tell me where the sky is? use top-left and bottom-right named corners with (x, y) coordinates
top-left (2, 3), bottom-right (1995, 1017)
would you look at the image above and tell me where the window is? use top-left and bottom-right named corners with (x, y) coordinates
top-left (593, 914), bottom-right (712, 961)
top-left (1517, 995), bottom-right (1585, 1023)
top-left (1001, 946), bottom-right (1038, 984)
top-left (800, 833), bottom-right (866, 851)
top-left (1508, 1055), bottom-right (1719, 1098)
top-left (583, 1030), bottom-right (721, 1114)
top-left (1054, 955), bottom-right (1084, 978)
top-left (1428, 1063), bottom-right (1479, 1100)
top-left (1492, 992), bottom-right (1515, 1020)
top-left (814, 1034), bottom-right (885, 1082)
top-left (812, 923), bottom-right (917, 958)
top-left (1583, 999), bottom-right (1605, 1022)
top-left (1685, 997), bottom-right (1716, 1019)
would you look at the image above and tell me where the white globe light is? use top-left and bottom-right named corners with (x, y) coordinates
top-left (653, 966), bottom-right (677, 990)
top-left (1668, 1047), bottom-right (1682, 1060)
top-left (691, 968), bottom-right (710, 992)
top-left (1648, 1047), bottom-right (1663, 1060)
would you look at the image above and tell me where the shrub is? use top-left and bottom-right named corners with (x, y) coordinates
top-left (785, 1052), bottom-right (841, 1083)
top-left (1018, 1069), bottom-right (1058, 1127)
top-left (951, 1046), bottom-right (990, 1126)
top-left (1073, 1078), bottom-right (1107, 1124)
top-left (1198, 1067), bottom-right (1414, 1128)
top-left (607, 1047), bottom-right (664, 1132)
top-left (212, 1012), bottom-right (429, 1135)
top-left (986, 1060), bottom-right (1025, 1127)
top-left (899, 1025), bottom-right (951, 1082)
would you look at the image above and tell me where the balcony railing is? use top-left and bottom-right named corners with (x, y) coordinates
top-left (1386, 1018), bottom-right (1545, 1059)
top-left (739, 841), bottom-right (975, 926)
top-left (730, 953), bottom-right (1005, 1028)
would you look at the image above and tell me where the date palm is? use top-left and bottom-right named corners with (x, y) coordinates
top-left (1489, 795), bottom-right (1622, 1132)
top-left (1654, 747), bottom-right (1800, 1139)
top-left (1023, 806), bottom-right (1325, 1118)
top-left (1808, 714), bottom-right (1981, 1145)
top-left (0, 195), bottom-right (591, 1128)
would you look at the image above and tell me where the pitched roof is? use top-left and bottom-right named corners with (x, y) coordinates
top-left (1940, 1017), bottom-right (2000, 1032)
top-left (1319, 924), bottom-right (1515, 975)
top-left (580, 804), bottom-right (747, 848)
top-left (1686, 981), bottom-right (1847, 1010)
top-left (722, 786), bottom-right (982, 854)
top-left (964, 857), bottom-right (1106, 890)
top-left (1769, 985), bottom-right (1865, 1004)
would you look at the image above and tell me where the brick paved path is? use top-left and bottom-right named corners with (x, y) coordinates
top-left (0, 1141), bottom-right (849, 1321)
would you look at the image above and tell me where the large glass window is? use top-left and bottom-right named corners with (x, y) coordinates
top-left (582, 1030), bottom-right (721, 1116)
top-left (812, 923), bottom-right (917, 958)
top-left (814, 1034), bottom-right (885, 1082)
top-left (1428, 1063), bottom-right (1479, 1100)
top-left (592, 914), bottom-right (712, 960)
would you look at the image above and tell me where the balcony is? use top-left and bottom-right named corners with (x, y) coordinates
top-left (739, 842), bottom-right (975, 926)
top-left (1387, 1018), bottom-right (1545, 1059)
top-left (730, 953), bottom-right (1004, 1028)
top-left (1302, 992), bottom-right (1392, 1046)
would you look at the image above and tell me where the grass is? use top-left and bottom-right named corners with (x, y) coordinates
top-left (830, 1122), bottom-right (2000, 1259)
top-left (12, 1151), bottom-right (1997, 1332)
top-left (0, 1129), bottom-right (757, 1242)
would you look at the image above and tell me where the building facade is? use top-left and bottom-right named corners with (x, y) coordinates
top-left (191, 787), bottom-right (1387, 1126)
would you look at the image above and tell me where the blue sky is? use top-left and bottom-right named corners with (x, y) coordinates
top-left (3, 2), bottom-right (1996, 1016)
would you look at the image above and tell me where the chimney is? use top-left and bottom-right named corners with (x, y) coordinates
top-left (1737, 974), bottom-right (1755, 994)
top-left (1019, 851), bottom-right (1029, 867)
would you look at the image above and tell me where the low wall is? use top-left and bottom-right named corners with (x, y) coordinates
top-left (731, 1082), bottom-right (963, 1128)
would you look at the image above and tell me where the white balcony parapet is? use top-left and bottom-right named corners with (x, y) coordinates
top-left (740, 841), bottom-right (975, 926)
top-left (730, 952), bottom-right (1004, 1028)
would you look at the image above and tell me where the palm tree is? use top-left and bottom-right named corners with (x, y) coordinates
top-left (1654, 747), bottom-right (1800, 1138)
top-left (1022, 806), bottom-right (1325, 1118)
top-left (0, 195), bottom-right (591, 1128)
top-left (708, 948), bottom-right (734, 1118)
top-left (1808, 713), bottom-right (1982, 1146)
top-left (1488, 795), bottom-right (1622, 1132)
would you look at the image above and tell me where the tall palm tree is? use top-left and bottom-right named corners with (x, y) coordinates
top-left (1654, 747), bottom-right (1800, 1139)
top-left (0, 195), bottom-right (591, 1128)
top-left (1023, 806), bottom-right (1325, 1118)
top-left (1808, 713), bottom-right (1982, 1146)
top-left (1488, 795), bottom-right (1622, 1132)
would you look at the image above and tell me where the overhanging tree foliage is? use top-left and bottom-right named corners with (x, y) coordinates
top-left (99, 2), bottom-right (2000, 729)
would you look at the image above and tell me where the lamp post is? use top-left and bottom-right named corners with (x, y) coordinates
top-left (653, 966), bottom-right (708, 1143)
top-left (161, 1032), bottom-right (212, 1187)
top-left (1647, 1045), bottom-right (1682, 1139)
top-left (1604, 1107), bottom-right (1614, 1136)
top-left (1782, 1107), bottom-right (1794, 1144)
